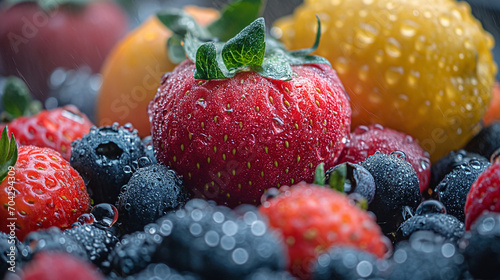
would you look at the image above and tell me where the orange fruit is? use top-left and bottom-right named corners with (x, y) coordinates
top-left (274, 0), bottom-right (497, 161)
top-left (96, 6), bottom-right (219, 137)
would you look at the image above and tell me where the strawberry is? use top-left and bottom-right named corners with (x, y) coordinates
top-left (1, 105), bottom-right (93, 161)
top-left (465, 159), bottom-right (500, 230)
top-left (274, 0), bottom-right (497, 161)
top-left (259, 182), bottom-right (390, 279)
top-left (13, 251), bottom-right (104, 280)
top-left (338, 124), bottom-right (431, 193)
top-left (148, 18), bottom-right (351, 207)
top-left (0, 128), bottom-right (90, 241)
top-left (0, 0), bottom-right (128, 101)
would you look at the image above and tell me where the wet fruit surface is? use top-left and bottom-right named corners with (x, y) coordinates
top-left (97, 6), bottom-right (219, 137)
top-left (274, 0), bottom-right (497, 161)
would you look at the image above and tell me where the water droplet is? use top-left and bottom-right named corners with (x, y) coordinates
top-left (189, 223), bottom-right (202, 236)
top-left (419, 158), bottom-right (430, 171)
top-left (354, 125), bottom-right (370, 134)
top-left (232, 248), bottom-right (249, 265)
top-left (272, 115), bottom-right (284, 134)
top-left (123, 123), bottom-right (134, 132)
top-left (250, 220), bottom-right (266, 236)
top-left (390, 150), bottom-right (407, 161)
top-left (196, 98), bottom-right (207, 108)
top-left (222, 220), bottom-right (238, 236)
top-left (90, 203), bottom-right (118, 228)
top-left (356, 260), bottom-right (374, 277)
top-left (137, 157), bottom-right (152, 168)
top-left (212, 212), bottom-right (225, 223)
top-left (355, 23), bottom-right (378, 48)
top-left (334, 57), bottom-right (349, 75)
top-left (385, 37), bottom-right (402, 58)
top-left (204, 230), bottom-right (220, 247)
top-left (416, 200), bottom-right (446, 215)
top-left (77, 213), bottom-right (95, 225)
top-left (385, 67), bottom-right (404, 85)
top-left (400, 20), bottom-right (418, 37)
top-left (439, 14), bottom-right (451, 27)
top-left (221, 235), bottom-right (236, 250)
top-left (123, 166), bottom-right (133, 174)
top-left (441, 243), bottom-right (456, 258)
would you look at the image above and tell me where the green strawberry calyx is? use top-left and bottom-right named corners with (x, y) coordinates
top-left (1, 76), bottom-right (42, 123)
top-left (157, 0), bottom-right (265, 64)
top-left (4, 0), bottom-right (93, 11)
top-left (0, 127), bottom-right (18, 184)
top-left (189, 16), bottom-right (328, 81)
top-left (158, 2), bottom-right (329, 81)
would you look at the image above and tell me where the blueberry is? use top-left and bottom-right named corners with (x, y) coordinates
top-left (360, 152), bottom-right (421, 236)
top-left (394, 200), bottom-right (465, 244)
top-left (116, 164), bottom-right (189, 234)
top-left (383, 231), bottom-right (465, 280)
top-left (64, 224), bottom-right (119, 270)
top-left (435, 159), bottom-right (490, 222)
top-left (461, 212), bottom-right (500, 279)
top-left (465, 122), bottom-right (500, 160)
top-left (154, 199), bottom-right (287, 279)
top-left (312, 246), bottom-right (380, 280)
top-left (430, 149), bottom-right (488, 196)
top-left (70, 124), bottom-right (147, 205)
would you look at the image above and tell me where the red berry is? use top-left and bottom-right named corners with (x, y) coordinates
top-left (338, 124), bottom-right (431, 193)
top-left (149, 60), bottom-right (351, 207)
top-left (16, 252), bottom-right (104, 280)
top-left (259, 182), bottom-right (390, 279)
top-left (0, 146), bottom-right (90, 241)
top-left (465, 160), bottom-right (500, 230)
top-left (2, 105), bottom-right (93, 160)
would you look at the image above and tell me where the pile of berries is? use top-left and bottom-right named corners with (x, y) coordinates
top-left (1, 0), bottom-right (500, 279)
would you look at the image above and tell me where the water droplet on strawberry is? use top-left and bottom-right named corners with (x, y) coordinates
top-left (419, 157), bottom-right (430, 171)
top-left (353, 125), bottom-right (369, 134)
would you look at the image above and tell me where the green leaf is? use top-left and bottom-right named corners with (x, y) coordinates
top-left (254, 49), bottom-right (293, 81)
top-left (38, 0), bottom-right (90, 10)
top-left (157, 9), bottom-right (209, 38)
top-left (313, 163), bottom-right (326, 185)
top-left (2, 76), bottom-right (31, 118)
top-left (222, 18), bottom-right (265, 70)
top-left (207, 0), bottom-right (264, 41)
top-left (328, 163), bottom-right (347, 193)
top-left (184, 32), bottom-right (205, 63)
top-left (0, 127), bottom-right (18, 184)
top-left (167, 35), bottom-right (187, 64)
top-left (194, 42), bottom-right (228, 80)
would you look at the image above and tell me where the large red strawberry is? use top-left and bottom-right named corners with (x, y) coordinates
top-left (0, 129), bottom-right (90, 241)
top-left (259, 182), bottom-right (389, 279)
top-left (148, 18), bottom-right (351, 207)
top-left (337, 124), bottom-right (431, 194)
top-left (465, 159), bottom-right (500, 230)
top-left (0, 0), bottom-right (128, 100)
